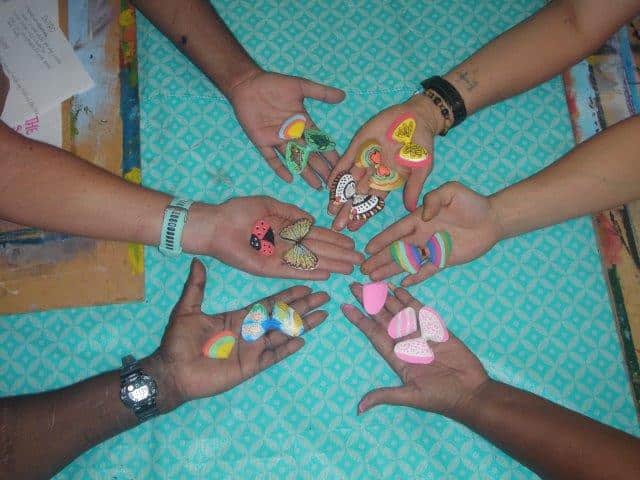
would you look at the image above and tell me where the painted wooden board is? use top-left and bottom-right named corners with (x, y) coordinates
top-left (0, 0), bottom-right (143, 314)
top-left (563, 21), bottom-right (640, 414)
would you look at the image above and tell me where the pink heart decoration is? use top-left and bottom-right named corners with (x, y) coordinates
top-left (418, 307), bottom-right (449, 343)
top-left (394, 338), bottom-right (434, 364)
top-left (387, 307), bottom-right (417, 339)
top-left (363, 281), bottom-right (388, 315)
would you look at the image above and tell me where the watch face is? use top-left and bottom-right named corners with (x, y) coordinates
top-left (121, 373), bottom-right (157, 408)
top-left (128, 384), bottom-right (150, 402)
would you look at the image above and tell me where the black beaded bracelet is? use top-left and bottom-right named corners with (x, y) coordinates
top-left (420, 76), bottom-right (467, 128)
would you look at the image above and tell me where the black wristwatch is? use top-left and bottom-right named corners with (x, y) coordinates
top-left (120, 355), bottom-right (158, 422)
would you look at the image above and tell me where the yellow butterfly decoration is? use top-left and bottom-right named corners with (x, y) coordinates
top-left (280, 218), bottom-right (318, 270)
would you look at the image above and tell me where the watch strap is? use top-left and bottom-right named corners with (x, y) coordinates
top-left (159, 198), bottom-right (194, 257)
top-left (420, 76), bottom-right (467, 128)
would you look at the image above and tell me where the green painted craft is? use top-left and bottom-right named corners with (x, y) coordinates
top-left (303, 129), bottom-right (336, 152)
top-left (285, 141), bottom-right (312, 174)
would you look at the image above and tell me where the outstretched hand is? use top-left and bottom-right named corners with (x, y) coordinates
top-left (194, 196), bottom-right (363, 280)
top-left (361, 182), bottom-right (502, 286)
top-left (229, 70), bottom-right (345, 189)
top-left (149, 259), bottom-right (330, 412)
top-left (327, 93), bottom-right (443, 231)
top-left (341, 283), bottom-right (488, 417)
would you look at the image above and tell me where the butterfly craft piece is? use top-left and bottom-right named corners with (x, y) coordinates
top-left (389, 231), bottom-right (452, 274)
top-left (279, 218), bottom-right (318, 270)
top-left (330, 171), bottom-right (385, 221)
top-left (356, 141), bottom-right (406, 191)
top-left (387, 306), bottom-right (449, 364)
top-left (241, 301), bottom-right (304, 342)
top-left (386, 114), bottom-right (432, 169)
top-left (283, 128), bottom-right (336, 175)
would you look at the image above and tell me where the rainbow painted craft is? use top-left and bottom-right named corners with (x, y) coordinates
top-left (386, 113), bottom-right (432, 169)
top-left (278, 114), bottom-right (306, 140)
top-left (202, 330), bottom-right (237, 359)
top-left (241, 301), bottom-right (304, 342)
top-left (389, 231), bottom-right (452, 274)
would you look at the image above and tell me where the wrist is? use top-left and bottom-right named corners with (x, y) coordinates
top-left (139, 354), bottom-right (184, 415)
top-left (447, 377), bottom-right (497, 423)
top-left (180, 202), bottom-right (222, 256)
top-left (488, 189), bottom-right (516, 241)
top-left (225, 64), bottom-right (264, 104)
top-left (405, 93), bottom-right (447, 137)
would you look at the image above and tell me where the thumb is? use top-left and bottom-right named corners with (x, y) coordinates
top-left (357, 386), bottom-right (414, 414)
top-left (300, 78), bottom-right (346, 104)
top-left (421, 183), bottom-right (456, 222)
top-left (176, 258), bottom-right (206, 314)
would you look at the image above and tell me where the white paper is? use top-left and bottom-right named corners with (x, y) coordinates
top-left (0, 0), bottom-right (94, 129)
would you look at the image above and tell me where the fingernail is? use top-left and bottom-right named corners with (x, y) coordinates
top-left (357, 401), bottom-right (366, 414)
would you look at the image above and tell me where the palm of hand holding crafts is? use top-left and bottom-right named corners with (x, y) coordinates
top-left (361, 182), bottom-right (502, 286)
top-left (229, 71), bottom-right (345, 189)
top-left (341, 284), bottom-right (488, 416)
top-left (207, 196), bottom-right (363, 281)
top-left (152, 259), bottom-right (330, 411)
top-left (327, 93), bottom-right (443, 232)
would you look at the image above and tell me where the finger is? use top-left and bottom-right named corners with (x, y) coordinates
top-left (330, 201), bottom-right (352, 231)
top-left (279, 267), bottom-right (331, 281)
top-left (358, 387), bottom-right (415, 414)
top-left (348, 283), bottom-right (391, 324)
top-left (341, 304), bottom-right (400, 368)
top-left (400, 263), bottom-right (439, 287)
top-left (270, 198), bottom-right (315, 224)
top-left (369, 262), bottom-right (403, 282)
top-left (316, 256), bottom-right (356, 275)
top-left (365, 215), bottom-right (416, 254)
top-left (175, 259), bottom-right (206, 314)
top-left (303, 238), bottom-right (363, 265)
top-left (307, 152), bottom-right (332, 184)
top-left (391, 287), bottom-right (424, 312)
top-left (328, 165), bottom-right (368, 217)
top-left (258, 337), bottom-right (305, 372)
top-left (421, 183), bottom-right (456, 222)
top-left (299, 78), bottom-right (346, 104)
top-left (320, 149), bottom-right (339, 169)
top-left (300, 162), bottom-right (323, 190)
top-left (403, 167), bottom-right (430, 212)
top-left (258, 146), bottom-right (293, 183)
top-left (306, 226), bottom-right (356, 250)
top-left (258, 285), bottom-right (312, 309)
top-left (356, 169), bottom-right (373, 195)
top-left (289, 291), bottom-right (330, 317)
top-left (345, 189), bottom-right (389, 232)
top-left (381, 288), bottom-right (405, 316)
top-left (361, 247), bottom-right (392, 275)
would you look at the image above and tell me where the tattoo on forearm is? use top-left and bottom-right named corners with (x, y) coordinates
top-left (457, 70), bottom-right (478, 91)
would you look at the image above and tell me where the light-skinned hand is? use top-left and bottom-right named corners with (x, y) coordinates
top-left (229, 70), bottom-right (345, 189)
top-left (361, 182), bottom-right (502, 286)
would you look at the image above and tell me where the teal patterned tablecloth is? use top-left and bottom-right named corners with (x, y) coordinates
top-left (1, 1), bottom-right (638, 478)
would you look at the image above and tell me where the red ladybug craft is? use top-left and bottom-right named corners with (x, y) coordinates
top-left (250, 220), bottom-right (275, 256)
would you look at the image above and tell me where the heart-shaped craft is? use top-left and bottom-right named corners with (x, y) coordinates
top-left (330, 171), bottom-right (357, 205)
top-left (363, 281), bottom-right (388, 315)
top-left (419, 307), bottom-right (449, 343)
top-left (387, 307), bottom-right (417, 339)
top-left (396, 142), bottom-right (431, 169)
top-left (350, 194), bottom-right (384, 221)
top-left (394, 338), bottom-right (434, 364)
top-left (386, 114), bottom-right (416, 143)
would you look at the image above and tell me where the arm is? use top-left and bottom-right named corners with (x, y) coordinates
top-left (442, 0), bottom-right (640, 115)
top-left (362, 114), bottom-right (640, 285)
top-left (342, 285), bottom-right (640, 480)
top-left (129, 0), bottom-right (259, 98)
top-left (0, 260), bottom-right (329, 479)
top-left (454, 380), bottom-right (640, 480)
top-left (130, 0), bottom-right (345, 187)
top-left (492, 114), bottom-right (640, 238)
top-left (329, 0), bottom-right (640, 218)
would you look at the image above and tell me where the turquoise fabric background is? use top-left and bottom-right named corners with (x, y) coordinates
top-left (1, 1), bottom-right (638, 478)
